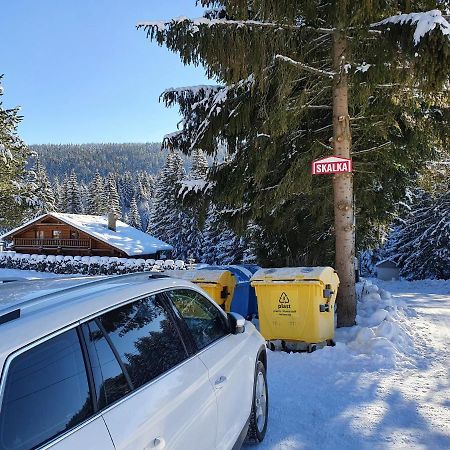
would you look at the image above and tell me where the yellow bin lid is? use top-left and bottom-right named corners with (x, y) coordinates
top-left (251, 267), bottom-right (339, 286)
top-left (170, 269), bottom-right (235, 285)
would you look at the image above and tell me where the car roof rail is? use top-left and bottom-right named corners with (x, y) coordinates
top-left (0, 309), bottom-right (21, 326)
top-left (148, 273), bottom-right (170, 279)
top-left (0, 277), bottom-right (30, 284)
top-left (0, 272), bottom-right (167, 318)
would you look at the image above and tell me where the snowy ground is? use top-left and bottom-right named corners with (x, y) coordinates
top-left (250, 279), bottom-right (450, 450)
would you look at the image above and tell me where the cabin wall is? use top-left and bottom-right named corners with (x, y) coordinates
top-left (10, 219), bottom-right (127, 257)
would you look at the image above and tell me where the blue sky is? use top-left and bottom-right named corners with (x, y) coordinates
top-left (0, 0), bottom-right (209, 144)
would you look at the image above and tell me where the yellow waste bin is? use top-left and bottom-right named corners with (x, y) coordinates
top-left (251, 267), bottom-right (339, 345)
top-left (171, 269), bottom-right (237, 310)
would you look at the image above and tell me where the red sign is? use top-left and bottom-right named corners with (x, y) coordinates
top-left (312, 156), bottom-right (352, 175)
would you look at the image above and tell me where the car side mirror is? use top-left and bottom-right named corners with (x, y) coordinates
top-left (228, 312), bottom-right (246, 334)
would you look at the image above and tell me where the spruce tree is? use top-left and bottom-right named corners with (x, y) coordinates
top-left (190, 148), bottom-right (208, 180)
top-left (201, 203), bottom-right (248, 264)
top-left (88, 171), bottom-right (108, 215)
top-left (139, 1), bottom-right (450, 326)
top-left (33, 156), bottom-right (56, 214)
top-left (106, 173), bottom-right (122, 218)
top-left (0, 76), bottom-right (37, 230)
top-left (386, 187), bottom-right (450, 279)
top-left (58, 174), bottom-right (70, 212)
top-left (118, 171), bottom-right (134, 210)
top-left (65, 170), bottom-right (83, 214)
top-left (128, 196), bottom-right (142, 230)
top-left (149, 151), bottom-right (185, 253)
top-left (53, 176), bottom-right (62, 212)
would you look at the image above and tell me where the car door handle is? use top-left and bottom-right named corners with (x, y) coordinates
top-left (146, 437), bottom-right (166, 450)
top-left (215, 375), bottom-right (227, 388)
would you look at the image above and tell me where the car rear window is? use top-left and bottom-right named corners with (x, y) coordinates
top-left (0, 328), bottom-right (92, 450)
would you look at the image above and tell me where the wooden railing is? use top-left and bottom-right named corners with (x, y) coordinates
top-left (13, 238), bottom-right (90, 248)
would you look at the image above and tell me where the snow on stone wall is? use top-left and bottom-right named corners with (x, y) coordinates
top-left (0, 251), bottom-right (186, 276)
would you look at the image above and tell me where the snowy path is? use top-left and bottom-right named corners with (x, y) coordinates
top-left (248, 280), bottom-right (450, 450)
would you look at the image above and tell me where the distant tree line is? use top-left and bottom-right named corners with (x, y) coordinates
top-left (30, 143), bottom-right (190, 182)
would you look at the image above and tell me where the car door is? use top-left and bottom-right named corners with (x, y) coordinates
top-left (166, 288), bottom-right (255, 450)
top-left (0, 328), bottom-right (115, 450)
top-left (95, 293), bottom-right (217, 450)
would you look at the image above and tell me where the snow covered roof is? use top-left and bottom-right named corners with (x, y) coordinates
top-left (375, 259), bottom-right (399, 268)
top-left (1, 213), bottom-right (172, 257)
top-left (251, 267), bottom-right (339, 286)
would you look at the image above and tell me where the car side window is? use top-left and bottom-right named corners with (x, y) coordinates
top-left (81, 319), bottom-right (131, 409)
top-left (0, 328), bottom-right (92, 450)
top-left (167, 289), bottom-right (230, 350)
top-left (96, 294), bottom-right (188, 390)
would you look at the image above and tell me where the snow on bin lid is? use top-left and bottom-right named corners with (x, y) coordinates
top-left (170, 269), bottom-right (235, 284)
top-left (251, 267), bottom-right (339, 285)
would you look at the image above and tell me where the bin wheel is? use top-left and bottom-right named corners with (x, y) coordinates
top-left (266, 342), bottom-right (275, 351)
top-left (245, 361), bottom-right (268, 443)
top-left (326, 339), bottom-right (336, 347)
top-left (307, 344), bottom-right (317, 353)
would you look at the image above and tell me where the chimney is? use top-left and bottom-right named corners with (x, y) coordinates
top-left (108, 212), bottom-right (117, 232)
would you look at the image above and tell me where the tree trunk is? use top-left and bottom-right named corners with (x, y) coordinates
top-left (332, 31), bottom-right (356, 327)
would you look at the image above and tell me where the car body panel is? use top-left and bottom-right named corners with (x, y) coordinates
top-left (198, 322), bottom-right (262, 450)
top-left (44, 417), bottom-right (115, 450)
top-left (102, 355), bottom-right (217, 450)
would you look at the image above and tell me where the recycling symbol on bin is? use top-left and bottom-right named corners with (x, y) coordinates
top-left (278, 292), bottom-right (291, 309)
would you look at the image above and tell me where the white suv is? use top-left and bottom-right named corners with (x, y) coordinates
top-left (0, 273), bottom-right (268, 450)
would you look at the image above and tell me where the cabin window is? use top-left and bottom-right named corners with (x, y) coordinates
top-left (35, 230), bottom-right (44, 239)
top-left (52, 230), bottom-right (62, 239)
top-left (70, 230), bottom-right (79, 239)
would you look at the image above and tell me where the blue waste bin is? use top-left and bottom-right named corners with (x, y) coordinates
top-left (200, 265), bottom-right (260, 319)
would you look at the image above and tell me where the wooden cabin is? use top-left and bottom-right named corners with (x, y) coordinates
top-left (0, 213), bottom-right (172, 259)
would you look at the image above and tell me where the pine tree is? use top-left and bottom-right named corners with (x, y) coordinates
top-left (0, 75), bottom-right (38, 230)
top-left (106, 173), bottom-right (122, 218)
top-left (128, 196), bottom-right (142, 230)
top-left (88, 171), bottom-right (107, 215)
top-left (140, 2), bottom-right (450, 326)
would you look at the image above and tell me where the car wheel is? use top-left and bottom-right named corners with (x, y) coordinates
top-left (246, 360), bottom-right (268, 443)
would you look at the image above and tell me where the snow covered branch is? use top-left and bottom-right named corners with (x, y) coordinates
top-left (137, 17), bottom-right (334, 35)
top-left (352, 141), bottom-right (392, 155)
top-left (275, 54), bottom-right (336, 78)
top-left (371, 9), bottom-right (450, 46)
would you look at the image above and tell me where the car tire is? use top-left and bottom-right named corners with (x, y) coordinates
top-left (245, 360), bottom-right (268, 443)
